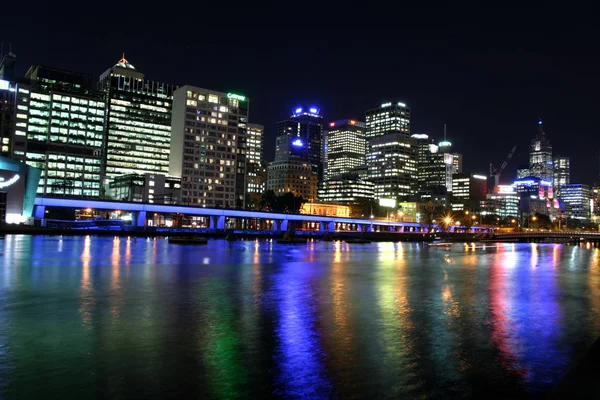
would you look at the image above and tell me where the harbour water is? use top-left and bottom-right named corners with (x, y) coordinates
top-left (0, 235), bottom-right (599, 399)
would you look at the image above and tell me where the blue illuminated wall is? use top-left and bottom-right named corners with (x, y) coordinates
top-left (0, 156), bottom-right (42, 218)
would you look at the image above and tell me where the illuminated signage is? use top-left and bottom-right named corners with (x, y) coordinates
top-left (498, 185), bottom-right (515, 194)
top-left (0, 174), bottom-right (20, 189)
top-left (411, 134), bottom-right (429, 139)
top-left (439, 140), bottom-right (452, 147)
top-left (329, 122), bottom-right (335, 127)
top-left (429, 144), bottom-right (440, 154)
top-left (381, 102), bottom-right (392, 107)
top-left (397, 102), bottom-right (406, 107)
top-left (0, 80), bottom-right (9, 91)
top-left (379, 198), bottom-right (396, 208)
top-left (473, 174), bottom-right (487, 180)
top-left (291, 139), bottom-right (303, 147)
top-left (226, 93), bottom-right (246, 101)
top-left (309, 107), bottom-right (318, 114)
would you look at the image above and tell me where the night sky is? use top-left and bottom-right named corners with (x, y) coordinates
top-left (2, 5), bottom-right (598, 184)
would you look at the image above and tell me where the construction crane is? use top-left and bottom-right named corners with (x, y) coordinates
top-left (489, 145), bottom-right (517, 190)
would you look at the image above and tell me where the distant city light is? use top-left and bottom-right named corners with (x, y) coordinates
top-left (397, 102), bottom-right (406, 107)
top-left (0, 80), bottom-right (9, 91)
top-left (350, 120), bottom-right (356, 125)
top-left (381, 102), bottom-right (392, 107)
top-left (309, 107), bottom-right (318, 114)
top-left (538, 120), bottom-right (543, 125)
top-left (379, 198), bottom-right (396, 208)
top-left (329, 122), bottom-right (335, 127)
top-left (291, 139), bottom-right (303, 147)
top-left (295, 107), bottom-right (303, 114)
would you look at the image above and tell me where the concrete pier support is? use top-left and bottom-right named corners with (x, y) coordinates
top-left (132, 211), bottom-right (147, 227)
top-left (210, 215), bottom-right (225, 230)
top-left (34, 205), bottom-right (46, 226)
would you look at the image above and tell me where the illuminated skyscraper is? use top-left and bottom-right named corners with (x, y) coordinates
top-left (529, 119), bottom-right (553, 182)
top-left (275, 107), bottom-right (324, 180)
top-left (553, 155), bottom-right (570, 194)
top-left (365, 101), bottom-right (415, 200)
top-left (99, 55), bottom-right (174, 181)
top-left (10, 65), bottom-right (105, 197)
top-left (247, 123), bottom-right (265, 194)
top-left (170, 86), bottom-right (249, 208)
top-left (268, 107), bottom-right (323, 200)
top-left (324, 119), bottom-right (366, 179)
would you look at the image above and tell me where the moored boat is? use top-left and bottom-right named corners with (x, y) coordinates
top-left (168, 236), bottom-right (208, 245)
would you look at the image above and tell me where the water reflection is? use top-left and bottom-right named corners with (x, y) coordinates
top-left (0, 238), bottom-right (598, 398)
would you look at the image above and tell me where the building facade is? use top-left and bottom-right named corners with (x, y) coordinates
top-left (99, 56), bottom-right (174, 181)
top-left (275, 107), bottom-right (324, 181)
top-left (267, 159), bottom-right (317, 200)
top-left (324, 119), bottom-right (366, 179)
top-left (451, 173), bottom-right (487, 211)
top-left (0, 78), bottom-right (16, 158)
top-left (560, 184), bottom-right (591, 221)
top-left (109, 173), bottom-right (180, 204)
top-left (553, 156), bottom-right (570, 195)
top-left (247, 123), bottom-right (265, 194)
top-left (367, 133), bottom-right (416, 200)
top-left (318, 173), bottom-right (375, 204)
top-left (170, 86), bottom-right (249, 208)
top-left (413, 133), bottom-right (459, 194)
top-left (365, 102), bottom-right (410, 139)
top-left (529, 119), bottom-right (553, 182)
top-left (11, 66), bottom-right (105, 197)
top-left (366, 102), bottom-right (415, 201)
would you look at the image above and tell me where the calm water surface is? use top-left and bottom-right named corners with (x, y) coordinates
top-left (0, 235), bottom-right (599, 399)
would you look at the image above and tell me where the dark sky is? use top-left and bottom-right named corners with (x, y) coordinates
top-left (2, 5), bottom-right (599, 184)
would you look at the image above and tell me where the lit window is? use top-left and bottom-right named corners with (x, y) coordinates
top-left (208, 94), bottom-right (219, 104)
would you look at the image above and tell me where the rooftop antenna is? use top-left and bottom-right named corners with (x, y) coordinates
top-left (444, 123), bottom-right (447, 141)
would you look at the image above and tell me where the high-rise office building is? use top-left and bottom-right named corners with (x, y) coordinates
top-left (318, 173), bottom-right (374, 205)
top-left (170, 86), bottom-right (249, 208)
top-left (366, 101), bottom-right (415, 200)
top-left (529, 119), bottom-right (553, 182)
top-left (413, 133), bottom-right (459, 194)
top-left (324, 119), bottom-right (366, 179)
top-left (553, 156), bottom-right (570, 194)
top-left (560, 184), bottom-right (591, 221)
top-left (10, 65), bottom-right (105, 197)
top-left (247, 123), bottom-right (265, 194)
top-left (451, 173), bottom-right (487, 211)
top-left (365, 102), bottom-right (410, 139)
top-left (99, 55), bottom-right (174, 181)
top-left (275, 107), bottom-right (324, 180)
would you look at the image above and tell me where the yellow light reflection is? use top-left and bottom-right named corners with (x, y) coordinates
top-left (530, 243), bottom-right (538, 268)
top-left (79, 235), bottom-right (92, 327)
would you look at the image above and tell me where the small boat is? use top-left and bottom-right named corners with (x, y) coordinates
top-left (345, 238), bottom-right (371, 244)
top-left (277, 237), bottom-right (307, 244)
top-left (322, 234), bottom-right (334, 242)
top-left (225, 230), bottom-right (238, 241)
top-left (277, 231), bottom-right (307, 244)
top-left (168, 236), bottom-right (208, 245)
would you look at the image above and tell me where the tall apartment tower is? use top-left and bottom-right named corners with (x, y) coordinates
top-left (365, 101), bottom-right (415, 200)
top-left (170, 86), bottom-right (249, 208)
top-left (11, 65), bottom-right (106, 197)
top-left (324, 119), bottom-right (366, 179)
top-left (247, 123), bottom-right (265, 194)
top-left (529, 119), bottom-right (553, 182)
top-left (99, 55), bottom-right (174, 182)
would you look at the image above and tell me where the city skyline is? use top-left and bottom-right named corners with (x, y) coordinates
top-left (1, 6), bottom-right (598, 185)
